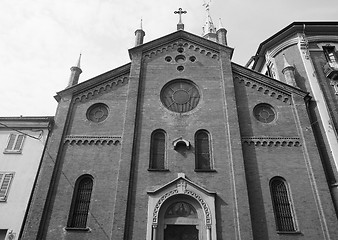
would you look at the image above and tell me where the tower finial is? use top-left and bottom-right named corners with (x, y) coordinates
top-left (76, 53), bottom-right (81, 68)
top-left (218, 18), bottom-right (224, 29)
top-left (134, 19), bottom-right (145, 46)
top-left (174, 8), bottom-right (187, 30)
top-left (282, 54), bottom-right (297, 87)
top-left (202, 0), bottom-right (217, 41)
top-left (67, 54), bottom-right (82, 88)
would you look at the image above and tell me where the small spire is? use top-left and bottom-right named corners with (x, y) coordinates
top-left (134, 19), bottom-right (145, 46)
top-left (283, 54), bottom-right (292, 68)
top-left (218, 18), bottom-right (225, 29)
top-left (67, 54), bottom-right (82, 88)
top-left (76, 53), bottom-right (82, 68)
top-left (282, 54), bottom-right (297, 87)
top-left (202, 0), bottom-right (216, 41)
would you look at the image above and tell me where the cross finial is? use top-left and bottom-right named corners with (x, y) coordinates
top-left (174, 8), bottom-right (187, 30)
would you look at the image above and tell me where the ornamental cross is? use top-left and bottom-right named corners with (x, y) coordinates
top-left (174, 8), bottom-right (187, 24)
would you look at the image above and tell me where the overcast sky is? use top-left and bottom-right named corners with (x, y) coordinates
top-left (1, 0), bottom-right (337, 116)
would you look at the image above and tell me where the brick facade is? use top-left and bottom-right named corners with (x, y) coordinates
top-left (22, 26), bottom-right (338, 240)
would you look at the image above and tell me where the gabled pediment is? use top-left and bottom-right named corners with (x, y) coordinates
top-left (147, 173), bottom-right (216, 197)
top-left (129, 30), bottom-right (233, 61)
top-left (232, 62), bottom-right (309, 105)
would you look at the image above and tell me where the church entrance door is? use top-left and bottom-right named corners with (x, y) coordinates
top-left (164, 225), bottom-right (198, 240)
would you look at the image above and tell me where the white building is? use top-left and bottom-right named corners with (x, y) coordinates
top-left (0, 117), bottom-right (53, 240)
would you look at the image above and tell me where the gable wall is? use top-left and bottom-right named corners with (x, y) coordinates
top-left (128, 43), bottom-right (238, 239)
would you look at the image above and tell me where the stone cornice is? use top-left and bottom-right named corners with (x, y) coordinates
top-left (242, 137), bottom-right (301, 147)
top-left (73, 74), bottom-right (129, 103)
top-left (64, 135), bottom-right (121, 145)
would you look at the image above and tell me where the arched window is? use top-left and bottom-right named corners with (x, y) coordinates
top-left (195, 130), bottom-right (211, 170)
top-left (270, 177), bottom-right (297, 232)
top-left (149, 130), bottom-right (166, 170)
top-left (67, 175), bottom-right (93, 228)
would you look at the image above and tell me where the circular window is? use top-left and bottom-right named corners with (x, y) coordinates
top-left (165, 56), bottom-right (172, 62)
top-left (177, 66), bottom-right (184, 72)
top-left (161, 79), bottom-right (200, 113)
top-left (253, 103), bottom-right (276, 123)
top-left (87, 103), bottom-right (109, 122)
top-left (175, 55), bottom-right (186, 63)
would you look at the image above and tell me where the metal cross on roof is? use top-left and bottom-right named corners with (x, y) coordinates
top-left (174, 8), bottom-right (187, 24)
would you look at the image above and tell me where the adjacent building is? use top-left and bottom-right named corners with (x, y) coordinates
top-left (249, 22), bottom-right (338, 215)
top-left (0, 117), bottom-right (53, 240)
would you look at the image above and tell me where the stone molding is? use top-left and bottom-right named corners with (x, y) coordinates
top-left (234, 75), bottom-right (291, 105)
top-left (265, 35), bottom-right (338, 60)
top-left (64, 135), bottom-right (121, 145)
top-left (152, 186), bottom-right (212, 226)
top-left (242, 137), bottom-right (301, 147)
top-left (73, 75), bottom-right (129, 103)
top-left (144, 40), bottom-right (219, 60)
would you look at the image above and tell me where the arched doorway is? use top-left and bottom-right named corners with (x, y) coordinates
top-left (157, 195), bottom-right (204, 240)
top-left (164, 201), bottom-right (199, 240)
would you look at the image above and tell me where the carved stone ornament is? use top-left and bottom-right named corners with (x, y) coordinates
top-left (298, 33), bottom-right (310, 60)
top-left (172, 137), bottom-right (191, 150)
top-left (151, 178), bottom-right (212, 227)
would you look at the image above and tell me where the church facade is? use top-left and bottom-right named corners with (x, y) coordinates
top-left (20, 14), bottom-right (338, 240)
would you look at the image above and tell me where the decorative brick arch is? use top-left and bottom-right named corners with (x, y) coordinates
top-left (152, 187), bottom-right (212, 227)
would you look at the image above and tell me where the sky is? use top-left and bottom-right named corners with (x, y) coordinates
top-left (0, 0), bottom-right (337, 116)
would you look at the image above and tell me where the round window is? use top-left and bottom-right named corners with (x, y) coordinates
top-left (253, 103), bottom-right (276, 123)
top-left (161, 79), bottom-right (200, 113)
top-left (87, 103), bottom-right (109, 122)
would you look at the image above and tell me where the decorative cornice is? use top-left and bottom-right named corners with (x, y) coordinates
top-left (64, 135), bottom-right (121, 145)
top-left (242, 137), bottom-right (301, 147)
top-left (263, 35), bottom-right (338, 62)
top-left (73, 75), bottom-right (129, 103)
top-left (234, 75), bottom-right (292, 104)
top-left (144, 39), bottom-right (219, 60)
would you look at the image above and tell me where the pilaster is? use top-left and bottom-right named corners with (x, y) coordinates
top-left (110, 51), bottom-right (143, 239)
top-left (21, 94), bottom-right (74, 239)
top-left (220, 50), bottom-right (253, 239)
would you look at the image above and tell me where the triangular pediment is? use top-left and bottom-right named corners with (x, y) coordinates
top-left (147, 173), bottom-right (216, 197)
top-left (129, 30), bottom-right (233, 61)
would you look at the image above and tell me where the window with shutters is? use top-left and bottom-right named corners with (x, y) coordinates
top-left (0, 172), bottom-right (14, 202)
top-left (67, 175), bottom-right (93, 229)
top-left (149, 130), bottom-right (167, 170)
top-left (195, 130), bottom-right (212, 171)
top-left (270, 177), bottom-right (298, 232)
top-left (4, 134), bottom-right (25, 154)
